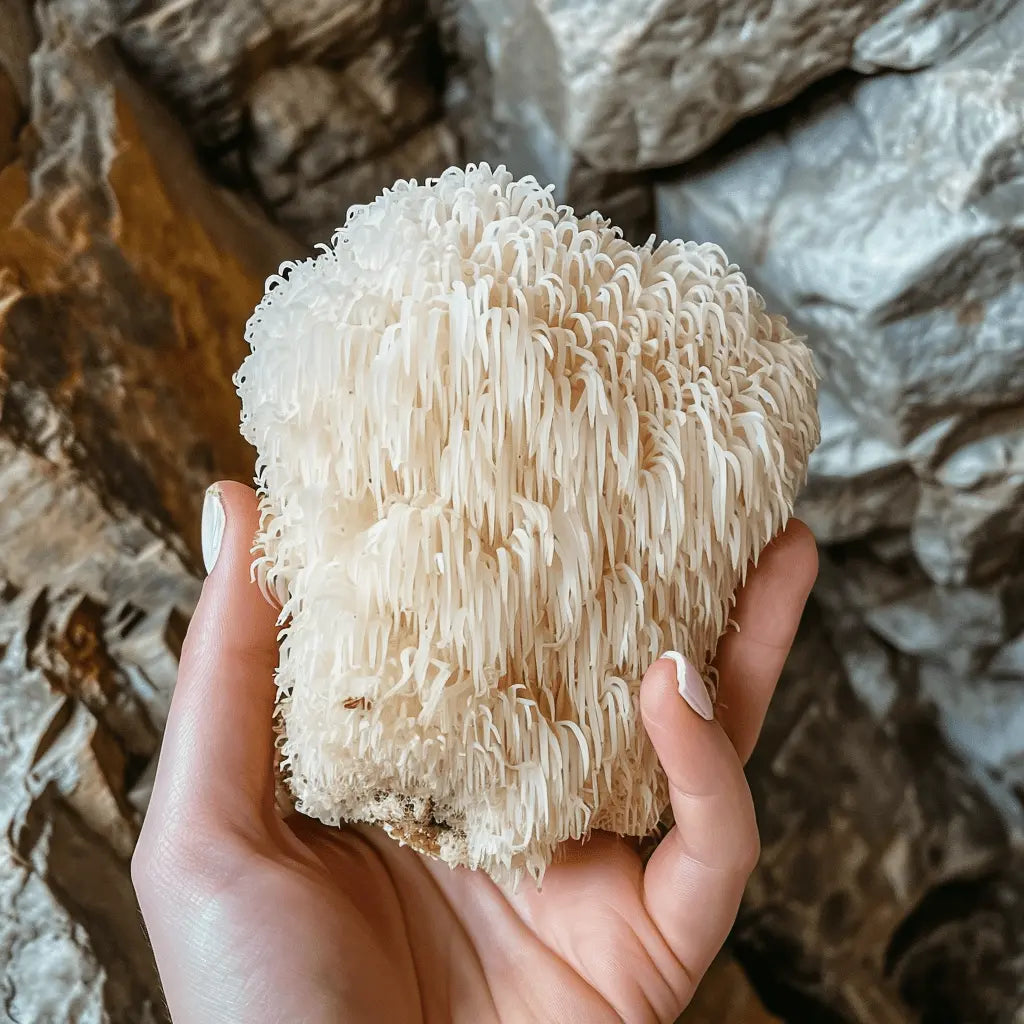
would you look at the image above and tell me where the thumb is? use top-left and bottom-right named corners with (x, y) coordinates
top-left (146, 481), bottom-right (281, 834)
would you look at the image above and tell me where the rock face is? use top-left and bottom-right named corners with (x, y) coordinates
top-left (0, 0), bottom-right (35, 99)
top-left (245, 56), bottom-right (457, 243)
top-left (441, 0), bottom-right (1014, 208)
top-left (49, 0), bottom-right (458, 243)
top-left (0, 22), bottom-right (295, 1022)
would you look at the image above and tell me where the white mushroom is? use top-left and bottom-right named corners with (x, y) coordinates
top-left (236, 163), bottom-right (819, 888)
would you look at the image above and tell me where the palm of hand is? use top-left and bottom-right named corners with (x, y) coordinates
top-left (168, 810), bottom-right (729, 1023)
top-left (212, 821), bottom-right (684, 1023)
top-left (134, 484), bottom-right (816, 1024)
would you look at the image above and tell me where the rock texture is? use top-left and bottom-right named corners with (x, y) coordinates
top-left (0, 0), bottom-right (35, 100)
top-left (0, 21), bottom-right (295, 1021)
top-left (0, 69), bottom-right (20, 171)
top-left (440, 0), bottom-right (1014, 210)
top-left (245, 54), bottom-right (457, 243)
top-left (48, 0), bottom-right (458, 243)
top-left (0, 0), bottom-right (33, 169)
top-left (738, 607), bottom-right (1024, 1024)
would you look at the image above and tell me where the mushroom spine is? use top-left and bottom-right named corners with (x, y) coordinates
top-left (236, 163), bottom-right (819, 887)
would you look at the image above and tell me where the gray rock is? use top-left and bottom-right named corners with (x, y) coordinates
top-left (106, 0), bottom-right (414, 148)
top-left (914, 415), bottom-right (1024, 585)
top-left (853, 0), bottom-right (1017, 70)
top-left (0, 591), bottom-right (169, 1023)
top-left (656, 8), bottom-right (1024, 445)
top-left (115, 0), bottom-right (274, 147)
top-left (443, 0), bottom-right (1012, 193)
top-left (264, 0), bottom-right (405, 64)
top-left (246, 38), bottom-right (458, 241)
top-left (796, 387), bottom-right (919, 544)
top-left (257, 117), bottom-right (458, 243)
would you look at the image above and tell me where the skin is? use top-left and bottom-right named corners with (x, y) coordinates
top-left (133, 481), bottom-right (818, 1024)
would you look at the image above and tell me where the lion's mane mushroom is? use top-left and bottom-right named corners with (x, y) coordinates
top-left (236, 164), bottom-right (819, 888)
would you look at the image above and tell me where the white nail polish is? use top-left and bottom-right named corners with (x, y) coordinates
top-left (201, 485), bottom-right (226, 575)
top-left (661, 650), bottom-right (714, 721)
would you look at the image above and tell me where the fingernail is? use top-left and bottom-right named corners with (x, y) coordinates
top-left (660, 651), bottom-right (714, 721)
top-left (201, 485), bottom-right (225, 575)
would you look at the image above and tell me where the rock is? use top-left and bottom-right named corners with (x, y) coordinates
top-left (115, 0), bottom-right (274, 149)
top-left (0, 65), bottom-right (20, 170)
top-left (814, 546), bottom-right (1024, 798)
top-left (655, 2), bottom-right (1024, 796)
top-left (246, 40), bottom-right (458, 241)
top-left (653, 7), bottom-right (1024, 1013)
top-left (105, 0), bottom-right (414, 144)
top-left (257, 118), bottom-right (458, 243)
top-left (0, 24), bottom-right (296, 1021)
top-left (50, 0), bottom-right (454, 241)
top-left (0, 0), bottom-right (33, 168)
top-left (736, 606), bottom-right (1024, 1023)
top-left (852, 0), bottom-right (1017, 70)
top-left (796, 387), bottom-right (919, 544)
top-left (0, 0), bottom-right (36, 101)
top-left (914, 414), bottom-right (1024, 586)
top-left (442, 0), bottom-right (1012, 192)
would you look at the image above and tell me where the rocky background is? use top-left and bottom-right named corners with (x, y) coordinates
top-left (1, 0), bottom-right (1021, 1020)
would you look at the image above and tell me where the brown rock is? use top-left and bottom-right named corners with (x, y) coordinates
top-left (257, 116), bottom-right (458, 242)
top-left (3, 39), bottom-right (298, 545)
top-left (0, 66), bottom-right (19, 169)
top-left (0, 0), bottom-right (36, 101)
top-left (0, 0), bottom-right (33, 169)
top-left (0, 26), bottom-right (297, 1022)
top-left (107, 0), bottom-right (415, 146)
top-left (267, 0), bottom-right (412, 64)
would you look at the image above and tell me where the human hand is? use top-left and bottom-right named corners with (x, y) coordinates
top-left (133, 481), bottom-right (817, 1023)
